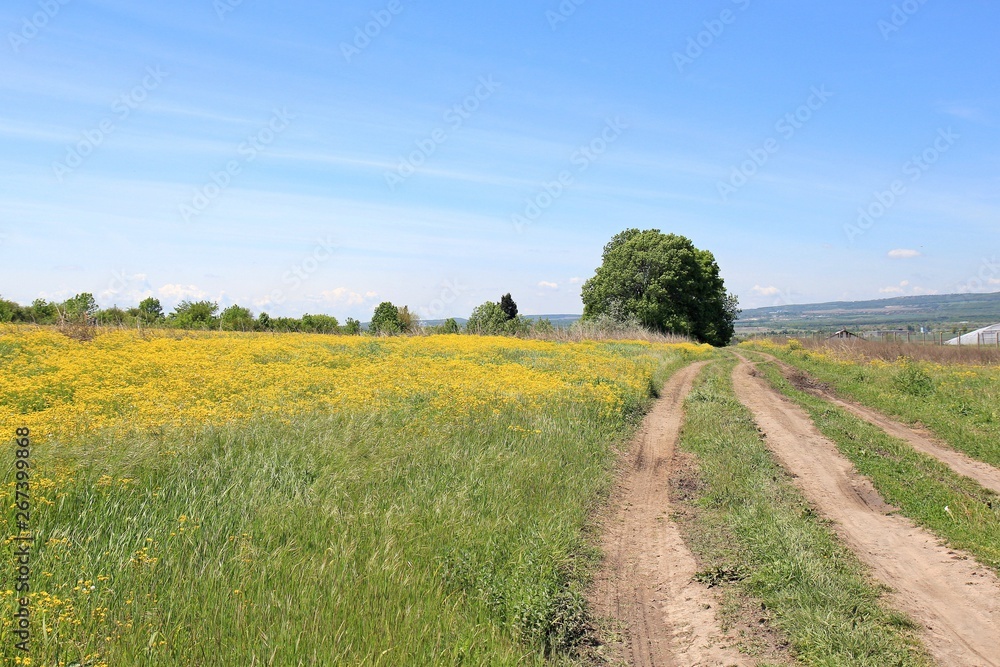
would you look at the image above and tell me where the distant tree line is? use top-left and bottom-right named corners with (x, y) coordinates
top-left (0, 293), bottom-right (363, 334)
top-left (0, 229), bottom-right (739, 345)
top-left (0, 292), bottom-right (557, 337)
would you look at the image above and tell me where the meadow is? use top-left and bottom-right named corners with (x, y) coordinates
top-left (1, 326), bottom-right (710, 666)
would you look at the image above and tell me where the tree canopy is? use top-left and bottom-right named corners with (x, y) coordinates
top-left (370, 301), bottom-right (404, 335)
top-left (581, 229), bottom-right (739, 346)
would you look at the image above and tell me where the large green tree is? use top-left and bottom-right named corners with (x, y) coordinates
top-left (581, 229), bottom-right (739, 346)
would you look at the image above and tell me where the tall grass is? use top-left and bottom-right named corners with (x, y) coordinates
top-left (764, 336), bottom-right (1000, 366)
top-left (673, 359), bottom-right (930, 666)
top-left (2, 342), bottom-right (700, 665)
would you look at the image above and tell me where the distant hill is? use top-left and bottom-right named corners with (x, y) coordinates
top-left (738, 292), bottom-right (1000, 332)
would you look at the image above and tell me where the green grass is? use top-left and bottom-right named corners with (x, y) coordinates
top-left (3, 351), bottom-right (699, 666)
top-left (757, 346), bottom-right (1000, 468)
top-left (749, 358), bottom-right (1000, 574)
top-left (673, 358), bottom-right (931, 666)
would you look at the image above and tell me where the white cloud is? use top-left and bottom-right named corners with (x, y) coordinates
top-left (318, 287), bottom-right (369, 306)
top-left (158, 283), bottom-right (208, 301)
top-left (888, 249), bottom-right (921, 259)
top-left (569, 277), bottom-right (583, 284)
top-left (751, 285), bottom-right (781, 296)
top-left (878, 280), bottom-right (937, 296)
top-left (538, 281), bottom-right (558, 289)
top-left (100, 272), bottom-right (153, 305)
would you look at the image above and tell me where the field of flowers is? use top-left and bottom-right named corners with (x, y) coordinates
top-left (2, 326), bottom-right (710, 666)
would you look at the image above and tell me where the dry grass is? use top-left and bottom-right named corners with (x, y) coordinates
top-left (759, 336), bottom-right (1000, 366)
top-left (525, 326), bottom-right (693, 344)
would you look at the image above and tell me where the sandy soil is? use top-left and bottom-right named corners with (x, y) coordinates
top-left (759, 351), bottom-right (1000, 496)
top-left (732, 356), bottom-right (1000, 667)
top-left (588, 362), bottom-right (747, 667)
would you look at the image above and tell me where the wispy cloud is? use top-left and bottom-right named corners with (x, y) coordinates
top-left (158, 283), bottom-right (208, 302)
top-left (888, 249), bottom-right (921, 259)
top-left (878, 280), bottom-right (937, 296)
top-left (939, 104), bottom-right (986, 122)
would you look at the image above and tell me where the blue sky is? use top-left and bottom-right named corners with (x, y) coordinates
top-left (2, 0), bottom-right (998, 320)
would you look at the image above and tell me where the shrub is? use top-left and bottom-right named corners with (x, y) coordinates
top-left (170, 300), bottom-right (219, 330)
top-left (397, 306), bottom-right (419, 333)
top-left (370, 302), bottom-right (403, 336)
top-left (301, 313), bottom-right (339, 334)
top-left (341, 318), bottom-right (362, 335)
top-left (532, 318), bottom-right (555, 335)
top-left (138, 297), bottom-right (164, 324)
top-left (436, 318), bottom-right (460, 334)
top-left (221, 305), bottom-right (255, 331)
top-left (466, 301), bottom-right (509, 335)
top-left (893, 358), bottom-right (935, 396)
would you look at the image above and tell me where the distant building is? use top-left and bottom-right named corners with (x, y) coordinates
top-left (946, 323), bottom-right (1000, 345)
top-left (829, 328), bottom-right (859, 339)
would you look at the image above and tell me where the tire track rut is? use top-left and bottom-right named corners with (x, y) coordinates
top-left (589, 362), bottom-right (746, 667)
top-left (756, 351), bottom-right (1000, 495)
top-left (732, 356), bottom-right (1000, 666)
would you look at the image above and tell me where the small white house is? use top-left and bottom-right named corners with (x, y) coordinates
top-left (946, 323), bottom-right (1000, 345)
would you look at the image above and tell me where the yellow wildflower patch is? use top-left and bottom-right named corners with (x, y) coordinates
top-left (0, 326), bottom-right (709, 444)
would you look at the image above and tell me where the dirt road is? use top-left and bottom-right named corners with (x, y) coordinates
top-left (758, 352), bottom-right (1000, 496)
top-left (732, 357), bottom-right (1000, 666)
top-left (589, 362), bottom-right (747, 667)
